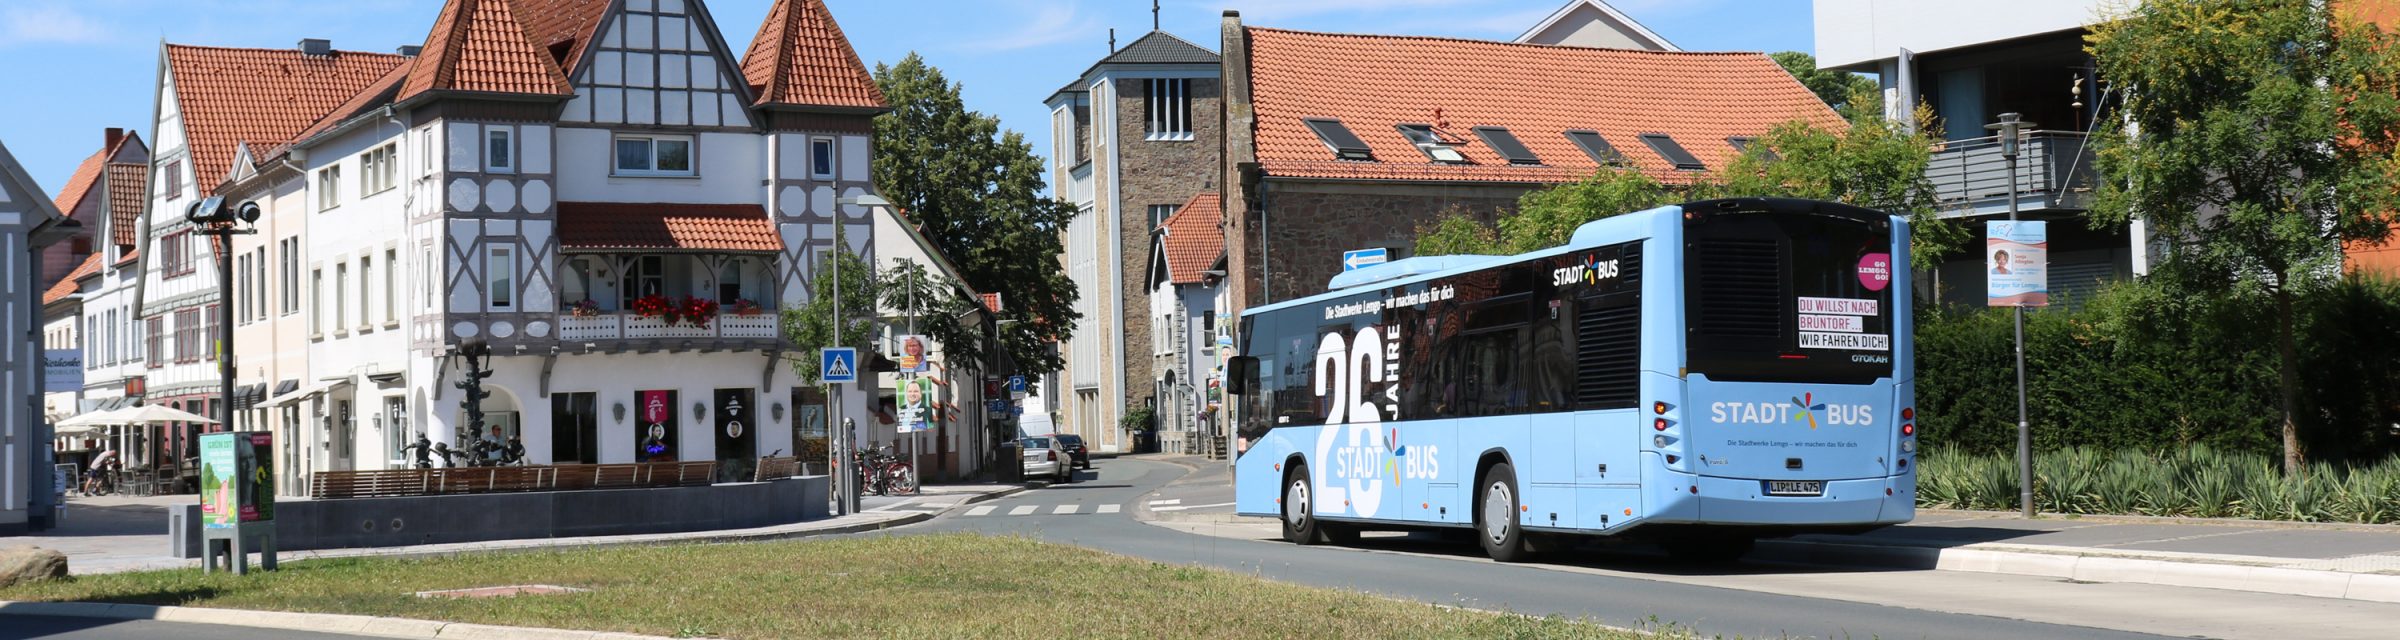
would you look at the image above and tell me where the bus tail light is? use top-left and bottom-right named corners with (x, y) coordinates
top-left (1901, 423), bottom-right (1915, 437)
top-left (1902, 407), bottom-right (1915, 421)
top-left (1653, 418), bottom-right (1670, 431)
top-left (1653, 401), bottom-right (1670, 415)
top-left (1653, 435), bottom-right (1672, 448)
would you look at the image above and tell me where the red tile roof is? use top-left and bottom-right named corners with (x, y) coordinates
top-left (51, 150), bottom-right (106, 217)
top-left (401, 0), bottom-right (572, 101)
top-left (1160, 192), bottom-right (1223, 285)
top-left (165, 44), bottom-right (410, 196)
top-left (739, 0), bottom-right (886, 110)
top-left (510, 0), bottom-right (611, 76)
top-left (1243, 27), bottom-right (1842, 185)
top-left (556, 202), bottom-right (783, 253)
top-left (104, 162), bottom-right (146, 248)
top-left (42, 253), bottom-right (104, 305)
top-left (280, 61), bottom-right (416, 160)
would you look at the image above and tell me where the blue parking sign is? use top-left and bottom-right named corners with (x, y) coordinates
top-left (820, 348), bottom-right (859, 383)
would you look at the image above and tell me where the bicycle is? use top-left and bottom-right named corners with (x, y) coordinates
top-left (854, 446), bottom-right (918, 496)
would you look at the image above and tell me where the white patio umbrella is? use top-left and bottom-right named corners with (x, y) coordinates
top-left (52, 423), bottom-right (109, 438)
top-left (54, 407), bottom-right (133, 428)
top-left (112, 404), bottom-right (219, 425)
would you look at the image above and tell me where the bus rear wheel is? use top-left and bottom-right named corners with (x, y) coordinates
top-left (1661, 533), bottom-right (1756, 564)
top-left (1477, 462), bottom-right (1539, 562)
top-left (1283, 463), bottom-right (1326, 545)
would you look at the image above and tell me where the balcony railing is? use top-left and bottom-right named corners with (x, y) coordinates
top-left (556, 311), bottom-right (780, 342)
top-left (1927, 130), bottom-right (2096, 217)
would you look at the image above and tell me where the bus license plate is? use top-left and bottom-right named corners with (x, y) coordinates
top-left (1765, 480), bottom-right (1825, 496)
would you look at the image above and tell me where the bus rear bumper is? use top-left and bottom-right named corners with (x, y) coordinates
top-left (1674, 475), bottom-right (1915, 527)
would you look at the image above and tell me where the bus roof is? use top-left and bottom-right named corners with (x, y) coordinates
top-left (1247, 203), bottom-right (1682, 318)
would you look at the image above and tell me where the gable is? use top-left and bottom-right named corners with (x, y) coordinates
top-left (559, 0), bottom-right (755, 128)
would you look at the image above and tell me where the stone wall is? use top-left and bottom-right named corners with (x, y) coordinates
top-left (1250, 181), bottom-right (1535, 304)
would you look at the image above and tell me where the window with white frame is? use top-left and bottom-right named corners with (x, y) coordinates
top-left (810, 137), bottom-right (835, 180)
top-left (419, 129), bottom-right (434, 174)
top-left (422, 248), bottom-right (435, 311)
top-left (335, 261), bottom-right (349, 333)
top-left (281, 238), bottom-right (300, 315)
top-left (311, 268), bottom-right (324, 337)
top-left (385, 248), bottom-right (398, 324)
top-left (361, 143), bottom-right (397, 195)
top-left (1149, 204), bottom-right (1177, 230)
top-left (357, 255), bottom-right (372, 331)
top-left (620, 255), bottom-right (665, 309)
top-left (162, 160), bottom-right (182, 201)
top-left (486, 127), bottom-right (515, 173)
top-left (1156, 314), bottom-right (1173, 355)
top-left (613, 134), bottom-right (693, 176)
top-left (1145, 78), bottom-right (1192, 140)
top-left (487, 245), bottom-right (515, 310)
top-left (317, 166), bottom-right (341, 210)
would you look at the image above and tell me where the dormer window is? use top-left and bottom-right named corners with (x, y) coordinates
top-left (1397, 124), bottom-right (1469, 164)
top-left (1304, 118), bottom-right (1374, 161)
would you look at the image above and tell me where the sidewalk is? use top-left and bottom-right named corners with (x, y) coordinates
top-left (13, 483), bottom-right (1021, 575)
top-left (1128, 453), bottom-right (2400, 603)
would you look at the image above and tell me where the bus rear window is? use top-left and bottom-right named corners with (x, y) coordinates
top-left (1684, 205), bottom-right (1895, 384)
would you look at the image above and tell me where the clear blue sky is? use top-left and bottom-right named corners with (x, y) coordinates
top-left (0, 0), bottom-right (1810, 197)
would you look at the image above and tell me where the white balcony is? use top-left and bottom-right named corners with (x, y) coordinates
top-left (554, 311), bottom-right (780, 342)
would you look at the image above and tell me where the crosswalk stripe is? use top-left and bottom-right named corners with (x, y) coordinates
top-left (1052, 504), bottom-right (1079, 515)
top-left (1097, 504), bottom-right (1121, 514)
top-left (1008, 505), bottom-right (1038, 516)
top-left (966, 506), bottom-right (995, 517)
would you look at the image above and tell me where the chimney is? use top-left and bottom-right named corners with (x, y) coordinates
top-left (104, 128), bottom-right (125, 151)
top-left (397, 44), bottom-right (422, 57)
top-left (299, 38), bottom-right (332, 57)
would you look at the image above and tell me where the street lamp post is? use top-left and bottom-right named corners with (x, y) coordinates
top-left (832, 194), bottom-right (890, 515)
top-left (186, 197), bottom-right (258, 442)
top-left (1986, 113), bottom-right (2037, 518)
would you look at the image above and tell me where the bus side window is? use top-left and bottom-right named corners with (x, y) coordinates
top-left (1528, 294), bottom-right (1576, 412)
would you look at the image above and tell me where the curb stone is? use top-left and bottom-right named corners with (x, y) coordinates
top-left (1752, 539), bottom-right (2400, 605)
top-left (0, 601), bottom-right (699, 640)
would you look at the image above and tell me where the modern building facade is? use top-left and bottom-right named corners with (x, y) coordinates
top-left (1813, 0), bottom-right (2129, 305)
top-left (1045, 30), bottom-right (1223, 453)
top-left (3, 138), bottom-right (81, 534)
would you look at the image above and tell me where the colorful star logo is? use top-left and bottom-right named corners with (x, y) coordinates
top-left (1791, 393), bottom-right (1827, 430)
top-left (1581, 255), bottom-right (1605, 284)
top-left (1386, 427), bottom-right (1404, 486)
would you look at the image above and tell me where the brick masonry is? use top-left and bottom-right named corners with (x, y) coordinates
top-left (1110, 76), bottom-right (1224, 414)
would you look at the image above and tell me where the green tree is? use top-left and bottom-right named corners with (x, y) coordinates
top-left (869, 53), bottom-right (1081, 376)
top-left (1496, 168), bottom-right (1671, 253)
top-left (1411, 205), bottom-right (1503, 256)
top-left (2085, 0), bottom-right (2400, 474)
top-left (781, 246), bottom-right (881, 386)
top-left (1771, 51), bottom-right (1879, 111)
top-left (880, 258), bottom-right (985, 369)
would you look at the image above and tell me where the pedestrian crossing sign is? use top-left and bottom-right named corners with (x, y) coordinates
top-left (821, 347), bottom-right (859, 383)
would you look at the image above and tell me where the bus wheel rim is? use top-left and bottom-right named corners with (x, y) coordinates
top-left (1287, 479), bottom-right (1309, 529)
top-left (1484, 482), bottom-right (1513, 544)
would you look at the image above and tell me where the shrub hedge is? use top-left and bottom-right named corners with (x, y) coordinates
top-left (1918, 446), bottom-right (2400, 523)
top-left (1914, 276), bottom-right (2400, 462)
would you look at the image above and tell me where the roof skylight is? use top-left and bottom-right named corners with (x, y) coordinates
top-left (1639, 133), bottom-right (1705, 171)
top-left (1565, 130), bottom-right (1626, 166)
top-left (1474, 127), bottom-right (1540, 165)
top-left (1305, 118), bottom-right (1375, 161)
top-left (1397, 124), bottom-right (1468, 164)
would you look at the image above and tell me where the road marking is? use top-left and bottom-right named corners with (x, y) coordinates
top-left (919, 502), bottom-right (956, 508)
top-left (1008, 505), bottom-right (1038, 516)
top-left (1097, 504), bottom-right (1121, 514)
top-left (865, 500), bottom-right (913, 512)
top-left (1148, 499), bottom-right (1183, 507)
top-left (1152, 501), bottom-right (1235, 512)
top-left (1053, 504), bottom-right (1080, 515)
top-left (965, 506), bottom-right (995, 517)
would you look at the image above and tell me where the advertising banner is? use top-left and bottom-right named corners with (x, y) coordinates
top-left (896, 335), bottom-right (930, 373)
top-left (200, 432), bottom-right (274, 528)
top-left (896, 377), bottom-right (931, 433)
top-left (638, 390), bottom-right (678, 462)
top-left (714, 388), bottom-right (755, 482)
top-left (1987, 221), bottom-right (2049, 307)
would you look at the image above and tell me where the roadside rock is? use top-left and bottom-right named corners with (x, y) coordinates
top-left (0, 546), bottom-right (69, 587)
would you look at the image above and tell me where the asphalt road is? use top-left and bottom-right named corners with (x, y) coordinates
top-left (0, 614), bottom-right (382, 640)
top-left (900, 458), bottom-right (2399, 640)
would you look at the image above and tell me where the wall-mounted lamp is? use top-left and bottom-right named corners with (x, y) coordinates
top-left (772, 402), bottom-right (785, 422)
top-left (693, 402), bottom-right (707, 422)
top-left (612, 402), bottom-right (627, 424)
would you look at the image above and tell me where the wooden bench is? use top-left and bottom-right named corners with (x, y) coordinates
top-left (754, 456), bottom-right (801, 481)
top-left (311, 469), bottom-right (434, 499)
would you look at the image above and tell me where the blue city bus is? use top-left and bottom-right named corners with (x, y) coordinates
top-left (1229, 198), bottom-right (1916, 562)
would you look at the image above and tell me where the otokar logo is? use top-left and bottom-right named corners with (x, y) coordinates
top-left (1552, 254), bottom-right (1622, 287)
top-left (1709, 392), bottom-right (1874, 429)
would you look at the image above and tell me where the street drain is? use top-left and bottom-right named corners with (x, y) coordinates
top-left (414, 585), bottom-right (591, 599)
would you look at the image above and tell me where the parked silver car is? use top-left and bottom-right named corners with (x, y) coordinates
top-left (1020, 436), bottom-right (1074, 483)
